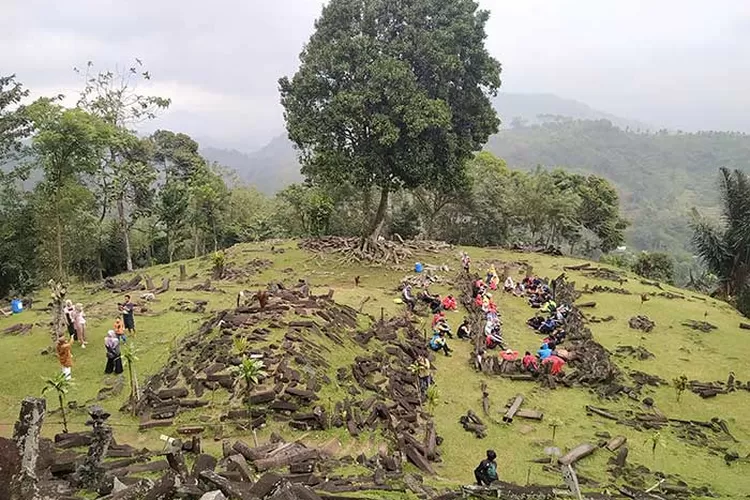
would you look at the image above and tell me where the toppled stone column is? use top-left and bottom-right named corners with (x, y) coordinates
top-left (10, 397), bottom-right (46, 500)
top-left (74, 406), bottom-right (113, 489)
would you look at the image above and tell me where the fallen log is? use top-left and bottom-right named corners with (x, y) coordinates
top-left (199, 470), bottom-right (252, 500)
top-left (502, 394), bottom-right (524, 423)
top-left (563, 263), bottom-right (592, 271)
top-left (404, 445), bottom-right (436, 475)
top-left (577, 301), bottom-right (597, 308)
top-left (585, 405), bottom-right (619, 421)
top-left (515, 409), bottom-right (544, 421)
top-left (558, 443), bottom-right (596, 465)
top-left (254, 448), bottom-right (319, 471)
top-left (232, 441), bottom-right (276, 461)
top-left (605, 436), bottom-right (627, 452)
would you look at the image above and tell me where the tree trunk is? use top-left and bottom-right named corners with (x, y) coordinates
top-left (58, 394), bottom-right (68, 434)
top-left (56, 210), bottom-right (63, 280)
top-left (117, 198), bottom-right (133, 272)
top-left (361, 185), bottom-right (389, 248)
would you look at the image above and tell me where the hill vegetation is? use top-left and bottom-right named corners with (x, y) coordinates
top-left (1, 241), bottom-right (749, 498)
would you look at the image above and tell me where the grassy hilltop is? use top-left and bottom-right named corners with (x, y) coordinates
top-left (1, 240), bottom-right (749, 498)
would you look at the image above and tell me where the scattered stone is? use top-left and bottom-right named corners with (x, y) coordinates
top-left (629, 316), bottom-right (655, 333)
top-left (682, 320), bottom-right (718, 333)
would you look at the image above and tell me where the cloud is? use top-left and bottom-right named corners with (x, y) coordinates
top-left (3, 0), bottom-right (750, 149)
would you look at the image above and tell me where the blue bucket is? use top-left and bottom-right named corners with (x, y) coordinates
top-left (11, 299), bottom-right (23, 314)
top-left (415, 262), bottom-right (423, 273)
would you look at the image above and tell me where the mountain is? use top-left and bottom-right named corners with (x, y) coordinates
top-left (203, 93), bottom-right (650, 193)
top-left (493, 93), bottom-right (652, 131)
top-left (201, 134), bottom-right (302, 194)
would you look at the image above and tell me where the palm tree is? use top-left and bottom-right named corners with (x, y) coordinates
top-left (234, 358), bottom-right (268, 394)
top-left (691, 168), bottom-right (750, 308)
top-left (42, 372), bottom-right (73, 433)
top-left (121, 342), bottom-right (140, 416)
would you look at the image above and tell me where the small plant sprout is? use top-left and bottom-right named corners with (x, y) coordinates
top-left (673, 374), bottom-right (688, 402)
top-left (548, 417), bottom-right (563, 441)
top-left (233, 358), bottom-right (268, 393)
top-left (232, 336), bottom-right (250, 355)
top-left (42, 372), bottom-right (73, 434)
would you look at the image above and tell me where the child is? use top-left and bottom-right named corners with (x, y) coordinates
top-left (56, 337), bottom-right (73, 380)
top-left (74, 303), bottom-right (87, 348)
top-left (114, 317), bottom-right (127, 343)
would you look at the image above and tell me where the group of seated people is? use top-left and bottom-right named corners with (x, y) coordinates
top-left (472, 272), bottom-right (505, 351)
top-left (401, 284), bottom-right (458, 314)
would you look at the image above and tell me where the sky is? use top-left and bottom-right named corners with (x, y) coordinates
top-left (2, 0), bottom-right (750, 151)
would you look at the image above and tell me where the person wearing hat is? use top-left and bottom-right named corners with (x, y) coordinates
top-left (429, 325), bottom-right (452, 356)
top-left (474, 449), bottom-right (499, 485)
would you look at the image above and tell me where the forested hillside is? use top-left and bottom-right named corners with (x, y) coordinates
top-left (487, 120), bottom-right (750, 256)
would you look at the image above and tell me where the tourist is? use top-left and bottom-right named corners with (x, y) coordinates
top-left (462, 252), bottom-right (471, 274)
top-left (474, 449), bottom-right (499, 486)
top-left (56, 336), bottom-right (73, 380)
top-left (442, 294), bottom-right (457, 310)
top-left (500, 348), bottom-right (518, 361)
top-left (113, 317), bottom-right (126, 343)
top-left (416, 354), bottom-right (432, 397)
top-left (74, 303), bottom-right (87, 348)
top-left (543, 355), bottom-right (566, 375)
top-left (402, 285), bottom-right (417, 312)
top-left (119, 295), bottom-right (136, 334)
top-left (104, 330), bottom-right (124, 375)
top-left (503, 276), bottom-right (515, 292)
top-left (457, 319), bottom-right (472, 340)
top-left (522, 351), bottom-right (539, 373)
top-left (64, 299), bottom-right (78, 341)
top-left (537, 343), bottom-right (553, 360)
top-left (431, 310), bottom-right (446, 329)
top-left (429, 327), bottom-right (452, 356)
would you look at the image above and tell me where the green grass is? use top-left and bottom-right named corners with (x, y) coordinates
top-left (1, 241), bottom-right (749, 497)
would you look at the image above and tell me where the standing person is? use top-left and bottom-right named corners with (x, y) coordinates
top-left (462, 252), bottom-right (471, 274)
top-left (104, 331), bottom-right (124, 375)
top-left (74, 303), bottom-right (87, 348)
top-left (64, 300), bottom-right (78, 341)
top-left (56, 337), bottom-right (73, 380)
top-left (119, 295), bottom-right (136, 335)
top-left (474, 449), bottom-right (499, 486)
top-left (402, 285), bottom-right (417, 312)
top-left (113, 317), bottom-right (126, 343)
top-left (416, 354), bottom-right (432, 397)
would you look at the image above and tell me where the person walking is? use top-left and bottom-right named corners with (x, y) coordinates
top-left (104, 331), bottom-right (124, 375)
top-left (56, 336), bottom-right (73, 380)
top-left (74, 303), bottom-right (87, 348)
top-left (120, 295), bottom-right (136, 335)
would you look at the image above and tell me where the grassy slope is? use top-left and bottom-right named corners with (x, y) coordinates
top-left (1, 241), bottom-right (749, 497)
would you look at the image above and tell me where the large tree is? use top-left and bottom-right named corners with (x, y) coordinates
top-left (76, 61), bottom-right (170, 272)
top-left (279, 0), bottom-right (501, 246)
top-left (692, 168), bottom-right (750, 306)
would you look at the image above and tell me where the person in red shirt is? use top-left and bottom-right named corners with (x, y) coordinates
top-left (442, 295), bottom-right (457, 310)
top-left (500, 349), bottom-right (518, 361)
top-left (543, 355), bottom-right (566, 375)
top-left (522, 351), bottom-right (539, 373)
top-left (431, 311), bottom-right (446, 328)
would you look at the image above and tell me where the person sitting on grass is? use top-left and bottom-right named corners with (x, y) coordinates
top-left (442, 294), bottom-right (457, 310)
top-left (474, 449), bottom-right (499, 486)
top-left (522, 351), bottom-right (539, 373)
top-left (538, 343), bottom-right (553, 360)
top-left (429, 326), bottom-right (452, 357)
top-left (503, 276), bottom-right (515, 292)
top-left (431, 310), bottom-right (446, 329)
top-left (457, 319), bottom-right (472, 340)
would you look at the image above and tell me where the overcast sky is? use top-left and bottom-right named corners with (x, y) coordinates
top-left (3, 0), bottom-right (749, 151)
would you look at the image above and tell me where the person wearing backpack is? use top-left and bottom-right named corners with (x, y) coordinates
top-left (474, 449), bottom-right (499, 486)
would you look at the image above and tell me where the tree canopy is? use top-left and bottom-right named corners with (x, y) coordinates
top-left (279, 0), bottom-right (501, 242)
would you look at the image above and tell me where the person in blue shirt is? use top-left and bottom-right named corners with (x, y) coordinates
top-left (538, 343), bottom-right (553, 360)
top-left (429, 327), bottom-right (452, 357)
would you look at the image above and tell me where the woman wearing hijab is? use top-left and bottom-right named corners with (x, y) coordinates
top-left (104, 330), bottom-right (124, 375)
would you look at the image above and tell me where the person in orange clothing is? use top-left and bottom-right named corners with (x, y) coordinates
top-left (500, 348), bottom-right (518, 361)
top-left (522, 351), bottom-right (539, 373)
top-left (431, 311), bottom-right (446, 329)
top-left (113, 317), bottom-right (127, 343)
top-left (56, 336), bottom-right (73, 380)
